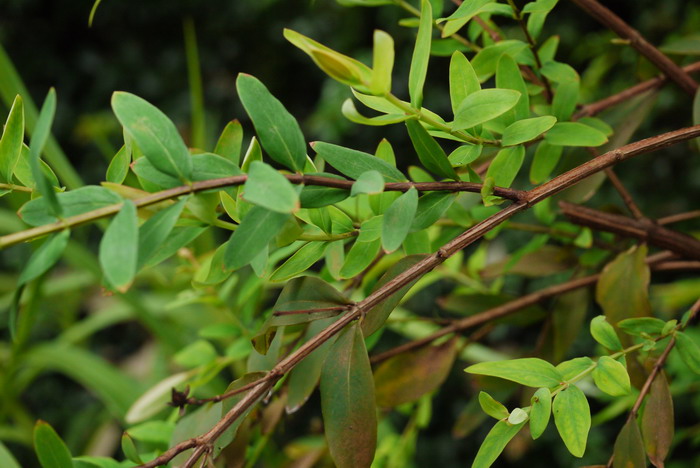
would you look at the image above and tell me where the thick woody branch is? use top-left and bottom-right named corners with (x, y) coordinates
top-left (570, 0), bottom-right (698, 95)
top-left (139, 125), bottom-right (700, 467)
top-left (559, 201), bottom-right (700, 260)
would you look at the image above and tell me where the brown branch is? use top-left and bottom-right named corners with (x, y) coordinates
top-left (559, 201), bottom-right (700, 260)
top-left (603, 167), bottom-right (645, 220)
top-left (658, 209), bottom-right (700, 225)
top-left (575, 61), bottom-right (700, 119)
top-left (0, 176), bottom-right (524, 249)
top-left (570, 0), bottom-right (698, 95)
top-left (138, 124), bottom-right (700, 467)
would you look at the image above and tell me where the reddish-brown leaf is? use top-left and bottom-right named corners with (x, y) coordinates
top-left (642, 372), bottom-right (674, 467)
top-left (613, 418), bottom-right (647, 468)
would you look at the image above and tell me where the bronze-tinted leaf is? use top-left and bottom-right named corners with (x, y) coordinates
top-left (642, 372), bottom-right (673, 467)
top-left (320, 324), bottom-right (377, 468)
top-left (374, 339), bottom-right (457, 407)
top-left (596, 245), bottom-right (651, 325)
top-left (613, 418), bottom-right (646, 468)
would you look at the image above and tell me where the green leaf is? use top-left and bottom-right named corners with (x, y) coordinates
top-left (593, 356), bottom-right (631, 396)
top-left (105, 145), bottom-right (130, 184)
top-left (339, 237), bottom-right (381, 279)
top-left (370, 30), bottom-right (394, 95)
top-left (351, 170), bottom-right (384, 196)
top-left (617, 317), bottom-right (666, 337)
top-left (236, 74), bottom-right (306, 171)
top-left (485, 145), bottom-right (525, 188)
top-left (642, 372), bottom-right (673, 467)
top-left (472, 419), bottom-right (526, 468)
top-left (553, 385), bottom-right (590, 457)
top-left (411, 192), bottom-right (456, 231)
top-left (529, 141), bottom-right (563, 183)
top-left (544, 122), bottom-right (608, 147)
top-left (478, 391), bottom-right (509, 420)
top-left (214, 119), bottom-right (243, 164)
top-left (496, 55), bottom-right (529, 124)
top-left (675, 331), bottom-right (700, 374)
top-left (243, 161), bottom-right (299, 213)
top-left (30, 88), bottom-right (61, 216)
top-left (300, 172), bottom-right (350, 208)
top-left (342, 99), bottom-right (409, 126)
top-left (18, 230), bottom-right (70, 285)
top-left (530, 388), bottom-right (552, 439)
top-left (453, 89), bottom-right (521, 130)
top-left (465, 358), bottom-right (563, 387)
top-left (442, 0), bottom-right (493, 22)
top-left (111, 91), bottom-right (192, 181)
top-left (98, 200), bottom-right (138, 292)
top-left (191, 152), bottom-right (242, 180)
top-left (120, 433), bottom-right (143, 464)
top-left (405, 120), bottom-right (459, 180)
top-left (321, 324), bottom-right (377, 468)
top-left (287, 317), bottom-right (338, 412)
top-left (374, 339), bottom-right (457, 407)
top-left (470, 41), bottom-right (529, 82)
top-left (449, 51), bottom-right (480, 116)
top-left (409, 0), bottom-right (432, 107)
top-left (224, 206), bottom-right (289, 270)
top-left (613, 418), bottom-right (646, 468)
top-left (0, 94), bottom-right (24, 182)
top-left (551, 80), bottom-right (580, 121)
top-left (126, 421), bottom-right (174, 445)
top-left (312, 141), bottom-right (405, 182)
top-left (382, 187), bottom-right (419, 252)
top-left (34, 421), bottom-right (73, 468)
top-left (556, 357), bottom-right (595, 381)
top-left (590, 316), bottom-right (623, 351)
top-left (144, 226), bottom-right (207, 269)
top-left (270, 242), bottom-right (328, 282)
top-left (137, 197), bottom-right (187, 269)
top-left (502, 116), bottom-right (557, 146)
top-left (596, 245), bottom-right (652, 324)
top-left (449, 144), bottom-right (482, 168)
top-left (0, 441), bottom-right (21, 468)
top-left (361, 255), bottom-right (428, 336)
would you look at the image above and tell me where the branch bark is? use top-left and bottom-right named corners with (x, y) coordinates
top-left (570, 0), bottom-right (698, 95)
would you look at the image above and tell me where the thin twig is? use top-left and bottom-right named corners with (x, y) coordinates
top-left (658, 210), bottom-right (700, 225)
top-left (570, 0), bottom-right (698, 95)
top-left (603, 167), bottom-right (645, 219)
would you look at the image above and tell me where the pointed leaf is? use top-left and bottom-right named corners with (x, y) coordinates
top-left (592, 356), bottom-right (631, 396)
top-left (530, 141), bottom-right (563, 183)
top-left (342, 99), bottom-right (409, 126)
top-left (409, 0), bottom-right (432, 107)
top-left (18, 230), bottom-right (70, 285)
top-left (33, 421), bottom-right (73, 468)
top-left (214, 119), bottom-right (243, 164)
top-left (544, 122), bottom-right (608, 147)
top-left (449, 51), bottom-right (480, 116)
top-left (30, 88), bottom-right (60, 216)
top-left (496, 54), bottom-right (529, 124)
top-left (613, 418), bottom-right (646, 468)
top-left (478, 391), bottom-right (510, 420)
top-left (405, 119), bottom-right (459, 180)
top-left (453, 89), bottom-right (521, 130)
top-left (466, 358), bottom-right (563, 387)
top-left (270, 242), bottom-right (328, 282)
top-left (553, 385), bottom-right (590, 457)
top-left (374, 339), bottom-right (457, 407)
top-left (382, 187), bottom-right (418, 252)
top-left (485, 145), bottom-right (525, 188)
top-left (502, 116), bottom-right (557, 146)
top-left (137, 197), bottom-right (187, 269)
top-left (351, 170), bottom-right (385, 196)
top-left (0, 94), bottom-right (24, 182)
top-left (371, 30), bottom-right (394, 95)
top-left (530, 388), bottom-right (552, 439)
top-left (339, 238), bottom-right (381, 279)
top-left (0, 441), bottom-right (21, 468)
top-left (321, 324), bottom-right (377, 468)
top-left (243, 161), bottom-right (299, 213)
top-left (236, 74), bottom-right (306, 171)
top-left (312, 141), bottom-right (404, 182)
top-left (411, 192), bottom-right (456, 231)
top-left (105, 145), bottom-right (130, 184)
top-left (111, 91), bottom-right (192, 181)
top-left (99, 200), bottom-right (138, 291)
top-left (472, 419), bottom-right (526, 468)
top-left (224, 206), bottom-right (289, 270)
top-left (642, 372), bottom-right (673, 467)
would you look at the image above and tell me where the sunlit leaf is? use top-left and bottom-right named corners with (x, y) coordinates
top-left (453, 89), bottom-right (521, 130)
top-left (592, 356), bottom-right (631, 396)
top-left (0, 94), bottom-right (24, 182)
top-left (449, 51), bottom-right (480, 116)
top-left (409, 0), bottom-right (432, 107)
top-left (472, 419), bottom-right (526, 468)
top-left (371, 30), bottom-right (394, 95)
top-left (478, 391), bottom-right (509, 420)
top-left (466, 358), bottom-right (563, 387)
top-left (502, 116), bottom-right (557, 146)
top-left (553, 385), bottom-right (590, 457)
top-left (590, 316), bottom-right (623, 351)
top-left (530, 388), bottom-right (552, 439)
top-left (544, 122), bottom-right (608, 147)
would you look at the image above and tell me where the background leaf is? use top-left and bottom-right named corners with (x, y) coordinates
top-left (642, 372), bottom-right (674, 467)
top-left (596, 245), bottom-right (652, 325)
top-left (99, 200), bottom-right (138, 291)
top-left (405, 120), bottom-right (459, 180)
top-left (613, 418), bottom-right (646, 468)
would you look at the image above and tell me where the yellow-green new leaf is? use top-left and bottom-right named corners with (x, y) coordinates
top-left (33, 421), bottom-right (73, 468)
top-left (590, 316), bottom-right (623, 351)
top-left (449, 51), bottom-right (480, 116)
top-left (0, 94), bottom-right (24, 182)
top-left (99, 200), bottom-right (138, 292)
top-left (472, 419), bottom-right (526, 468)
top-left (453, 89), bottom-right (521, 130)
top-left (485, 145), bottom-right (525, 188)
top-left (502, 116), bottom-right (557, 146)
top-left (466, 358), bottom-right (563, 387)
top-left (382, 187), bottom-right (418, 252)
top-left (613, 418), bottom-right (646, 468)
top-left (592, 356), bottom-right (631, 396)
top-left (544, 122), bottom-right (608, 147)
top-left (371, 30), bottom-right (394, 95)
top-left (111, 91), bottom-right (192, 181)
top-left (342, 99), bottom-right (409, 126)
top-left (409, 0), bottom-right (433, 108)
top-left (243, 161), bottom-right (300, 213)
top-left (530, 388), bottom-right (552, 439)
top-left (405, 119), bottom-right (460, 180)
top-left (224, 206), bottom-right (289, 270)
top-left (320, 324), bottom-right (377, 468)
top-left (478, 391), bottom-right (509, 420)
top-left (553, 385), bottom-right (590, 457)
top-left (236, 74), bottom-right (307, 172)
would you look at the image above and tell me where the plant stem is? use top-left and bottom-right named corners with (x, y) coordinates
top-left (0, 183), bottom-right (32, 193)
